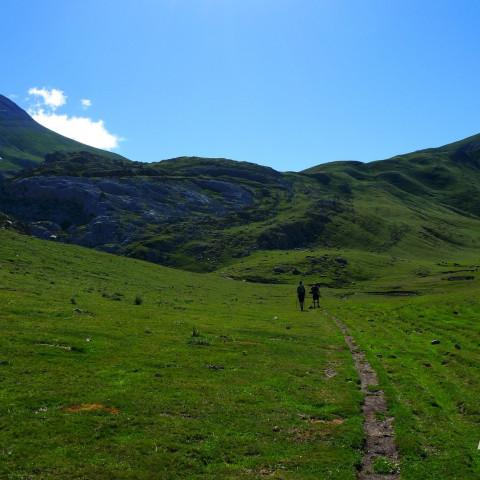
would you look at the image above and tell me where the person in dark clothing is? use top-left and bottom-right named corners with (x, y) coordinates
top-left (297, 281), bottom-right (306, 311)
top-left (310, 283), bottom-right (320, 309)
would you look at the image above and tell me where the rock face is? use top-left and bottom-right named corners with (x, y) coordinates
top-left (0, 150), bottom-right (355, 273)
top-left (0, 174), bottom-right (256, 248)
top-left (0, 151), bottom-right (348, 271)
top-left (1, 151), bottom-right (332, 271)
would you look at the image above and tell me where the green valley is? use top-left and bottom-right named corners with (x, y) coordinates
top-left (2, 94), bottom-right (480, 478)
top-left (1, 225), bottom-right (480, 478)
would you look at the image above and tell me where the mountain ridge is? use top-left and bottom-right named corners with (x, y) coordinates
top-left (0, 94), bottom-right (33, 120)
top-left (1, 94), bottom-right (480, 277)
top-left (0, 94), bottom-right (129, 178)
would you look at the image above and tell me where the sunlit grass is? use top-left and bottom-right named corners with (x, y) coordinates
top-left (0, 230), bottom-right (362, 479)
top-left (2, 227), bottom-right (480, 478)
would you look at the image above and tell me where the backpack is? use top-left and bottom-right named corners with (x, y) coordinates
top-left (297, 284), bottom-right (305, 295)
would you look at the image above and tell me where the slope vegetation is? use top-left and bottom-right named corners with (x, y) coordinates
top-left (0, 227), bottom-right (363, 479)
top-left (0, 94), bottom-right (128, 178)
top-left (1, 95), bottom-right (480, 282)
top-left (0, 152), bottom-right (348, 272)
top-left (3, 140), bottom-right (480, 276)
top-left (2, 220), bottom-right (480, 479)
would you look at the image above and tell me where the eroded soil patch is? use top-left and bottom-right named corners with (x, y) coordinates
top-left (302, 416), bottom-right (345, 425)
top-left (36, 343), bottom-right (73, 351)
top-left (367, 291), bottom-right (417, 296)
top-left (62, 403), bottom-right (120, 415)
top-left (323, 311), bottom-right (400, 479)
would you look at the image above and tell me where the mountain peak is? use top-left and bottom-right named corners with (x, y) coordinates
top-left (0, 94), bottom-right (129, 177)
top-left (0, 95), bottom-right (32, 121)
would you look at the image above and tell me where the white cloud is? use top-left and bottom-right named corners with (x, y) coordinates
top-left (28, 87), bottom-right (66, 110)
top-left (31, 109), bottom-right (122, 150)
top-left (27, 87), bottom-right (122, 151)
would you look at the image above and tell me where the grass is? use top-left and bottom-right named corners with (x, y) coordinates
top-left (320, 256), bottom-right (480, 479)
top-left (373, 457), bottom-right (398, 474)
top-left (2, 227), bottom-right (480, 478)
top-left (6, 137), bottom-right (480, 277)
top-left (0, 230), bottom-right (363, 479)
top-left (3, 105), bottom-right (480, 478)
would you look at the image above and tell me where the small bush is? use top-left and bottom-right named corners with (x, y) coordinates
top-left (188, 325), bottom-right (210, 345)
top-left (134, 295), bottom-right (143, 305)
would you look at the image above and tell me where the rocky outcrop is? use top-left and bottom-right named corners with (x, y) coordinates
top-left (0, 174), bottom-right (257, 248)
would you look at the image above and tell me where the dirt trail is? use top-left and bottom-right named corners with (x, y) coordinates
top-left (323, 311), bottom-right (400, 479)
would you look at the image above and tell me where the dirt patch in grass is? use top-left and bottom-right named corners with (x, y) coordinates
top-left (366, 291), bottom-right (417, 296)
top-left (259, 469), bottom-right (274, 476)
top-left (323, 310), bottom-right (400, 479)
top-left (291, 428), bottom-right (325, 443)
top-left (62, 403), bottom-right (120, 415)
top-left (36, 343), bottom-right (73, 351)
top-left (324, 368), bottom-right (338, 378)
top-left (205, 364), bottom-right (225, 370)
top-left (72, 308), bottom-right (94, 315)
top-left (291, 419), bottom-right (345, 444)
top-left (303, 417), bottom-right (345, 425)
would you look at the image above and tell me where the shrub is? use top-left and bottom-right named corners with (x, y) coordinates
top-left (188, 325), bottom-right (210, 345)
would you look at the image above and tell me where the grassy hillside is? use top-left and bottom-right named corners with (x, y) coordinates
top-left (3, 91), bottom-right (480, 477)
top-left (320, 257), bottom-right (480, 479)
top-left (3, 121), bottom-right (480, 275)
top-left (0, 95), bottom-right (128, 178)
top-left (2, 227), bottom-right (480, 478)
top-left (13, 148), bottom-right (480, 277)
top-left (0, 229), bottom-right (363, 479)
top-left (298, 141), bottom-right (480, 268)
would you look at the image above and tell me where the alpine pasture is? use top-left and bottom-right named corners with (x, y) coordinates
top-left (1, 228), bottom-right (480, 479)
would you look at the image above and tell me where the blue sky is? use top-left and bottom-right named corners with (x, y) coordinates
top-left (2, 0), bottom-right (480, 171)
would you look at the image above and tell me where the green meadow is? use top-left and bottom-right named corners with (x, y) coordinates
top-left (1, 228), bottom-right (480, 479)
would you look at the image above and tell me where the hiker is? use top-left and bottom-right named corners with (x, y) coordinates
top-left (297, 281), bottom-right (306, 311)
top-left (310, 283), bottom-right (320, 309)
